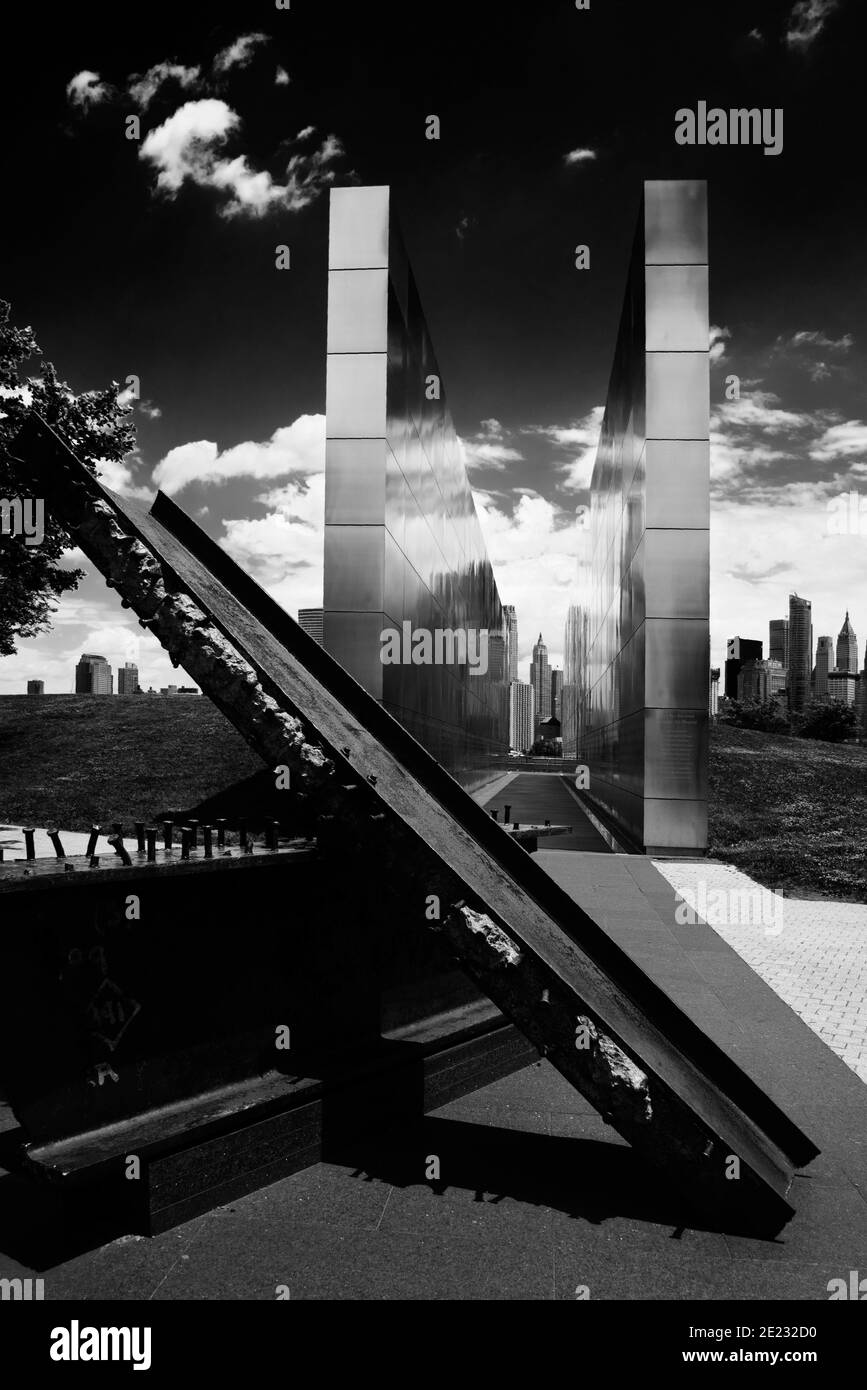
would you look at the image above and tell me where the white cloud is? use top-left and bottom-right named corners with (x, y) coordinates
top-left (789, 329), bottom-right (853, 351)
top-left (221, 474), bottom-right (326, 615)
top-left (275, 67), bottom-right (291, 86)
top-left (152, 415), bottom-right (325, 494)
top-left (784, 0), bottom-right (839, 48)
top-left (809, 421), bottom-right (867, 464)
top-left (213, 33), bottom-right (270, 75)
top-left (94, 457), bottom-right (153, 502)
top-left (709, 324), bottom-right (732, 364)
top-left (138, 100), bottom-right (344, 218)
top-left (528, 406), bottom-right (604, 492)
top-left (458, 418), bottom-right (524, 471)
top-left (66, 71), bottom-right (112, 109)
top-left (128, 62), bottom-right (201, 110)
top-left (564, 148), bottom-right (597, 165)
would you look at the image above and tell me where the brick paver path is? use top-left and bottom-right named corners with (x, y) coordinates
top-left (654, 860), bottom-right (867, 1085)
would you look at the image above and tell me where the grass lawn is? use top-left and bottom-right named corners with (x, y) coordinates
top-left (709, 722), bottom-right (867, 902)
top-left (1, 697), bottom-right (865, 901)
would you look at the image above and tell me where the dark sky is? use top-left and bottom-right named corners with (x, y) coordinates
top-left (2, 0), bottom-right (865, 689)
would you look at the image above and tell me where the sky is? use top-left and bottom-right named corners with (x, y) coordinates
top-left (1, 0), bottom-right (866, 693)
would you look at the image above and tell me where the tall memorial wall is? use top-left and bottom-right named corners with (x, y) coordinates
top-left (323, 186), bottom-right (508, 788)
top-left (576, 180), bottom-right (710, 855)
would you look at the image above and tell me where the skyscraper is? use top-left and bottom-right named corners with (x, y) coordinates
top-left (788, 595), bottom-right (813, 713)
top-left (530, 634), bottom-right (551, 723)
top-left (503, 605), bottom-right (518, 683)
top-left (815, 636), bottom-right (833, 700)
top-left (75, 654), bottom-right (113, 694)
top-left (488, 634), bottom-right (506, 683)
top-left (769, 619), bottom-right (789, 670)
top-left (550, 669), bottom-right (563, 721)
top-left (509, 681), bottom-right (534, 753)
top-left (836, 611), bottom-right (858, 674)
top-left (117, 662), bottom-right (140, 695)
top-left (724, 637), bottom-right (762, 699)
top-left (298, 609), bottom-right (324, 646)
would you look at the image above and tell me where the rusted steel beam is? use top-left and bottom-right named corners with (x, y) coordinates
top-left (9, 413), bottom-right (818, 1230)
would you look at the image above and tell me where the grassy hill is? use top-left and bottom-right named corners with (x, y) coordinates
top-left (1, 697), bottom-right (865, 900)
top-left (709, 722), bottom-right (867, 902)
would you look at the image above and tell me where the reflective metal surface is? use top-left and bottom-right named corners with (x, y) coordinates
top-left (568, 181), bottom-right (709, 853)
top-left (324, 186), bottom-right (508, 787)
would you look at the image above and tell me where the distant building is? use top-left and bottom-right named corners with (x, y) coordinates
top-left (488, 633), bottom-right (506, 683)
top-left (26, 680), bottom-right (44, 695)
top-left (788, 596), bottom-right (813, 713)
top-left (738, 658), bottom-right (786, 704)
top-left (769, 619), bottom-right (789, 670)
top-left (836, 611), bottom-right (859, 675)
top-left (536, 715), bottom-right (562, 755)
top-left (159, 686), bottom-right (200, 696)
top-left (298, 608), bottom-right (324, 645)
top-left (550, 669), bottom-right (563, 721)
top-left (503, 605), bottom-right (519, 683)
top-left (75, 653), bottom-right (113, 694)
top-left (725, 637), bottom-right (762, 699)
top-left (710, 668), bottom-right (720, 717)
top-left (530, 634), bottom-right (552, 725)
top-left (827, 670), bottom-right (858, 708)
top-left (117, 662), bottom-right (140, 695)
top-left (815, 636), bottom-right (833, 700)
top-left (509, 681), bottom-right (534, 752)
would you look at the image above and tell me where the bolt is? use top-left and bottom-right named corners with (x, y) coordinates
top-left (216, 820), bottom-right (227, 848)
top-left (146, 827), bottom-right (157, 863)
top-left (367, 775), bottom-right (377, 787)
top-left (203, 825), bottom-right (213, 859)
top-left (48, 829), bottom-right (66, 859)
top-left (86, 826), bottom-right (100, 858)
top-left (181, 828), bottom-right (191, 861)
top-left (23, 829), bottom-right (36, 860)
top-left (163, 820), bottom-right (173, 851)
top-left (188, 820), bottom-right (199, 850)
top-left (135, 822), bottom-right (146, 855)
top-left (107, 835), bottom-right (132, 867)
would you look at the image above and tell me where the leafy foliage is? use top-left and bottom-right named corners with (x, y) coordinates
top-left (0, 300), bottom-right (135, 656)
top-left (796, 698), bottom-right (858, 743)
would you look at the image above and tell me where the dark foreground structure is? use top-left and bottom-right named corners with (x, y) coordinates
top-left (0, 413), bottom-right (818, 1244)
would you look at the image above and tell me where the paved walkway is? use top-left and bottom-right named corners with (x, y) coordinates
top-left (653, 860), bottom-right (867, 1085)
top-left (481, 774), bottom-right (611, 853)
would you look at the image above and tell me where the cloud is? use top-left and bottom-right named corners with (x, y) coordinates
top-left (527, 406), bottom-right (604, 492)
top-left (66, 71), bottom-right (112, 109)
top-left (213, 33), bottom-right (270, 75)
top-left (275, 67), bottom-right (291, 86)
top-left (95, 457), bottom-right (153, 502)
top-left (139, 100), bottom-right (344, 218)
top-left (116, 386), bottom-right (161, 418)
top-left (784, 0), bottom-right (839, 48)
top-left (152, 415), bottom-right (325, 494)
top-left (458, 419), bottom-right (524, 471)
top-left (564, 148), bottom-right (597, 166)
top-left (220, 474), bottom-right (327, 616)
top-left (788, 329), bottom-right (853, 351)
top-left (809, 421), bottom-right (867, 464)
top-left (456, 213), bottom-right (476, 241)
top-left (128, 62), bottom-right (201, 110)
top-left (709, 324), bottom-right (732, 365)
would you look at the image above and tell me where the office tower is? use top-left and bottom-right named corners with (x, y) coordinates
top-left (488, 633), bottom-right (506, 683)
top-left (530, 634), bottom-right (552, 723)
top-left (724, 637), bottom-right (762, 699)
top-left (788, 595), bottom-right (813, 712)
top-left (504, 605), bottom-right (519, 683)
top-left (737, 658), bottom-right (786, 704)
top-left (550, 668), bottom-right (563, 721)
top-left (509, 681), bottom-right (535, 752)
top-left (709, 668), bottom-right (719, 717)
top-left (26, 680), bottom-right (44, 695)
top-left (323, 185), bottom-right (508, 788)
top-left (815, 636), bottom-right (833, 700)
top-left (827, 670), bottom-right (857, 707)
top-left (117, 662), bottom-right (140, 695)
top-left (75, 653), bottom-right (113, 694)
top-left (769, 619), bottom-right (789, 670)
top-left (298, 608), bottom-right (325, 646)
top-left (836, 612), bottom-right (858, 674)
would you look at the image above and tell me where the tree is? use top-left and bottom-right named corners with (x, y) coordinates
top-left (723, 697), bottom-right (790, 734)
top-left (0, 300), bottom-right (135, 656)
top-left (797, 699), bottom-right (857, 743)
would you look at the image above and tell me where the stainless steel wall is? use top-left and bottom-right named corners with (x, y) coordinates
top-left (324, 186), bottom-right (508, 788)
top-left (574, 181), bottom-right (709, 854)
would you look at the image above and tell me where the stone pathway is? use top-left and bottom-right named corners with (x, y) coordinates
top-left (654, 860), bottom-right (867, 1085)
